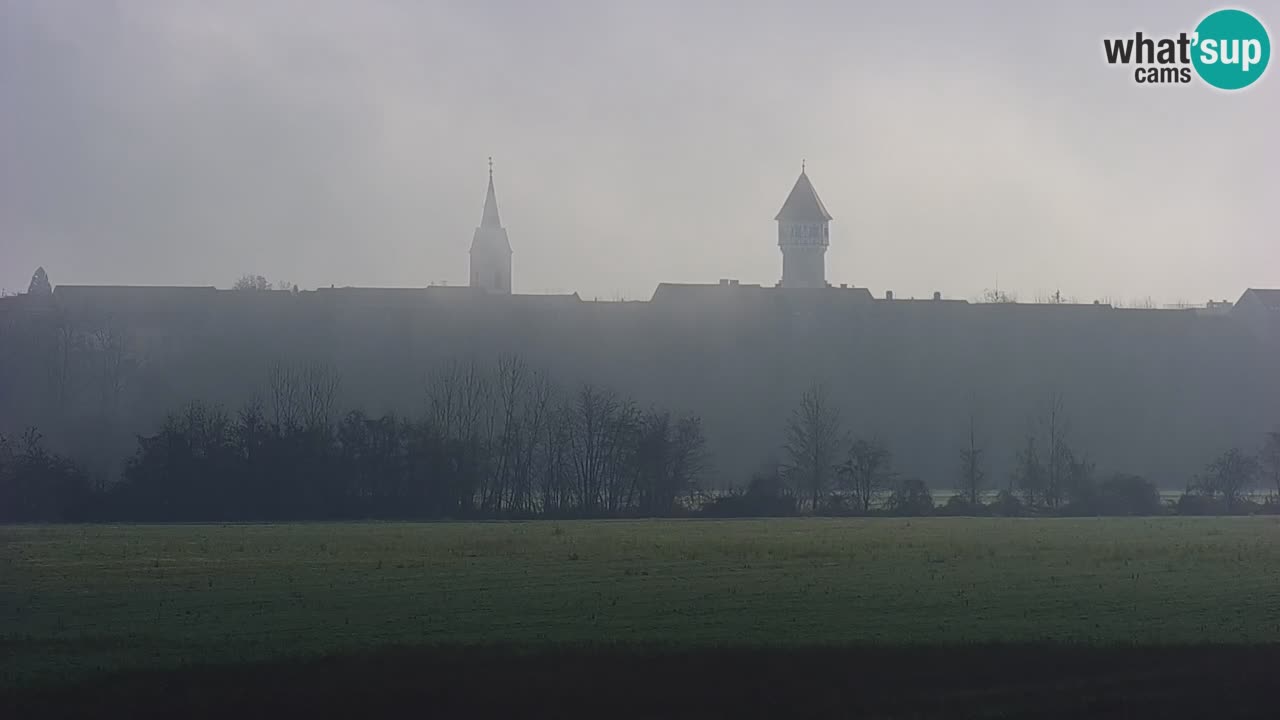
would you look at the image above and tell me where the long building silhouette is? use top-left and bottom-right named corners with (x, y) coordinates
top-left (2, 165), bottom-right (1277, 487)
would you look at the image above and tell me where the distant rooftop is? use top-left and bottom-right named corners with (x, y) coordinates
top-left (1241, 288), bottom-right (1280, 310)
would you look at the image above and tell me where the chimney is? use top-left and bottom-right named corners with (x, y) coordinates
top-left (886, 290), bottom-right (894, 300)
top-left (719, 278), bottom-right (730, 286)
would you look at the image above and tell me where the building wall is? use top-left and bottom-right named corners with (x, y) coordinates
top-left (470, 228), bottom-right (512, 294)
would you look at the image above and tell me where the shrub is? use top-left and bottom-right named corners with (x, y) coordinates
top-left (990, 489), bottom-right (1025, 517)
top-left (1177, 491), bottom-right (1265, 516)
top-left (1096, 474), bottom-right (1162, 516)
top-left (700, 491), bottom-right (797, 517)
top-left (816, 494), bottom-right (859, 516)
top-left (701, 463), bottom-right (798, 517)
top-left (939, 494), bottom-right (990, 517)
top-left (0, 429), bottom-right (93, 522)
top-left (1176, 492), bottom-right (1221, 516)
top-left (885, 478), bottom-right (934, 516)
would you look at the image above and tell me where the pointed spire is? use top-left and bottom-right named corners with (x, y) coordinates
top-left (775, 165), bottom-right (832, 222)
top-left (481, 157), bottom-right (502, 229)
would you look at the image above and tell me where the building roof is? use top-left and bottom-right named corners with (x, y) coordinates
top-left (54, 285), bottom-right (218, 301)
top-left (49, 285), bottom-right (219, 315)
top-left (651, 282), bottom-right (764, 303)
top-left (775, 171), bottom-right (832, 222)
top-left (1240, 288), bottom-right (1280, 310)
top-left (649, 282), bottom-right (875, 304)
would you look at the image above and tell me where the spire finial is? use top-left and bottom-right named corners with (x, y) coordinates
top-left (801, 158), bottom-right (806, 173)
top-left (481, 158), bottom-right (502, 229)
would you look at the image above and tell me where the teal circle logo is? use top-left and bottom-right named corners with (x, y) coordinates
top-left (1192, 9), bottom-right (1270, 90)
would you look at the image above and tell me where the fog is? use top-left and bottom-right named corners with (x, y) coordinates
top-left (7, 8), bottom-right (1280, 718)
top-left (2, 0), bottom-right (1276, 302)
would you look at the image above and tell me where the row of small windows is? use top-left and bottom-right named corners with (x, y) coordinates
top-left (782, 223), bottom-right (829, 243)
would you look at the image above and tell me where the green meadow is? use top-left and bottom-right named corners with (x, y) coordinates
top-left (4, 517), bottom-right (1280, 689)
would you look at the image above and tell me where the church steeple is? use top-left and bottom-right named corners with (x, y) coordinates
top-left (776, 164), bottom-right (832, 288)
top-left (481, 157), bottom-right (502, 229)
top-left (470, 157), bottom-right (513, 294)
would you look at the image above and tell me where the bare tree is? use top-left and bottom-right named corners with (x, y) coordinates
top-left (599, 395), bottom-right (640, 513)
top-left (1064, 451), bottom-right (1097, 508)
top-left (1013, 433), bottom-right (1045, 505)
top-left (1041, 393), bottom-right (1072, 508)
top-left (91, 323), bottom-right (131, 416)
top-left (1263, 431), bottom-right (1280, 498)
top-left (301, 362), bottom-right (341, 433)
top-left (511, 369), bottom-right (556, 513)
top-left (484, 354), bottom-right (528, 511)
top-left (562, 388), bottom-right (639, 514)
top-left (50, 309), bottom-right (80, 412)
top-left (627, 410), bottom-right (707, 515)
top-left (565, 384), bottom-right (633, 513)
top-left (977, 288), bottom-right (1017, 304)
top-left (1036, 290), bottom-right (1077, 305)
top-left (957, 409), bottom-right (985, 505)
top-left (268, 362), bottom-right (301, 431)
top-left (233, 274), bottom-right (270, 291)
top-left (841, 437), bottom-right (895, 513)
top-left (539, 401), bottom-right (572, 514)
top-left (426, 358), bottom-right (490, 444)
top-left (1010, 393), bottom-right (1079, 509)
top-left (669, 415), bottom-right (708, 509)
top-left (783, 382), bottom-right (845, 512)
top-left (1195, 448), bottom-right (1260, 513)
top-left (425, 358), bottom-right (493, 511)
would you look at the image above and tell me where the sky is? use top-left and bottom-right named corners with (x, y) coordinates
top-left (1, 0), bottom-right (1277, 303)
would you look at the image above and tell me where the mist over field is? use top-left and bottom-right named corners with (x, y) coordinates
top-left (3, 2), bottom-right (1280, 718)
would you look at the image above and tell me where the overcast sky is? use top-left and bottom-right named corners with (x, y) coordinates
top-left (2, 1), bottom-right (1276, 302)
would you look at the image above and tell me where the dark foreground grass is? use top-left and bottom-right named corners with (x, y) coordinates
top-left (6, 643), bottom-right (1280, 719)
top-left (5, 518), bottom-right (1280, 716)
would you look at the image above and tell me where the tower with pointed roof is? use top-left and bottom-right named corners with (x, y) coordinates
top-left (776, 164), bottom-right (832, 289)
top-left (469, 158), bottom-right (512, 294)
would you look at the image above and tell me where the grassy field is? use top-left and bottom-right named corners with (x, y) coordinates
top-left (5, 516), bottom-right (1280, 693)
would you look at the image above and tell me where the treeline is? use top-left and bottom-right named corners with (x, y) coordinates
top-left (703, 384), bottom-right (1280, 518)
top-left (3, 371), bottom-right (1279, 523)
top-left (0, 357), bottom-right (707, 522)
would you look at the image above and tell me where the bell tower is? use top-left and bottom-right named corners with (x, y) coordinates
top-left (776, 162), bottom-right (832, 289)
top-left (469, 158), bottom-right (512, 294)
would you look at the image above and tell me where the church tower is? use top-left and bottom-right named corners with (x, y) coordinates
top-left (776, 163), bottom-right (832, 289)
top-left (469, 158), bottom-right (512, 294)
